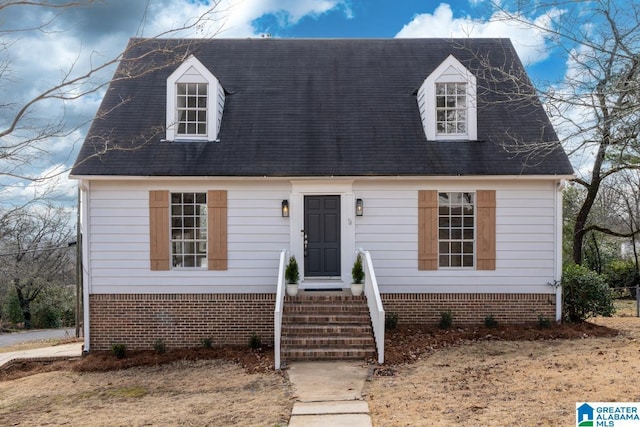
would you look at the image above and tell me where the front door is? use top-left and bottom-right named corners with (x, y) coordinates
top-left (304, 195), bottom-right (341, 277)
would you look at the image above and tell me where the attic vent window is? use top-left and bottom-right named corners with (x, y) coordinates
top-left (177, 83), bottom-right (208, 136)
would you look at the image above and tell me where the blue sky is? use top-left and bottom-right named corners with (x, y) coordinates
top-left (249, 0), bottom-right (567, 83)
top-left (0, 0), bottom-right (593, 202)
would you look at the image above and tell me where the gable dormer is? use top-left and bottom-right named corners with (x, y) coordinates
top-left (417, 55), bottom-right (477, 141)
top-left (166, 55), bottom-right (224, 142)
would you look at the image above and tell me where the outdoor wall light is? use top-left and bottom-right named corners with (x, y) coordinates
top-left (355, 198), bottom-right (364, 216)
top-left (281, 200), bottom-right (289, 217)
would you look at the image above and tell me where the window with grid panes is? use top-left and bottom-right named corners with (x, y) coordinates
top-left (171, 192), bottom-right (207, 268)
top-left (436, 82), bottom-right (467, 135)
top-left (176, 83), bottom-right (207, 136)
top-left (438, 192), bottom-right (474, 267)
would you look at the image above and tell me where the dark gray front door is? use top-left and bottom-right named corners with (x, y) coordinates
top-left (304, 195), bottom-right (341, 277)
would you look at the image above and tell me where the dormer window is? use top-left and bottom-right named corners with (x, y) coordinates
top-left (177, 83), bottom-right (208, 136)
top-left (436, 82), bottom-right (467, 135)
top-left (418, 55), bottom-right (477, 141)
top-left (166, 55), bottom-right (224, 142)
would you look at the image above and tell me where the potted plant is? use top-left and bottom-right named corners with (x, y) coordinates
top-left (285, 256), bottom-right (300, 296)
top-left (351, 253), bottom-right (365, 296)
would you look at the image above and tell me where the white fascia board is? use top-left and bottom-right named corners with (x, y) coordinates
top-left (69, 174), bottom-right (576, 182)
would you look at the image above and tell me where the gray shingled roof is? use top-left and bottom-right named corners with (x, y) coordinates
top-left (70, 38), bottom-right (573, 177)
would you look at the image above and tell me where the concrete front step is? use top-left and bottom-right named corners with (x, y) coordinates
top-left (282, 336), bottom-right (374, 348)
top-left (283, 314), bottom-right (371, 324)
top-left (284, 304), bottom-right (370, 314)
top-left (283, 347), bottom-right (376, 360)
top-left (286, 294), bottom-right (366, 302)
top-left (282, 324), bottom-right (372, 335)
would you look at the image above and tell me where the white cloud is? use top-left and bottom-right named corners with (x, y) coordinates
top-left (395, 3), bottom-right (562, 66)
top-left (139, 0), bottom-right (350, 38)
top-left (0, 164), bottom-right (76, 206)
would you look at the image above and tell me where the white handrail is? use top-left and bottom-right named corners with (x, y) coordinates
top-left (358, 248), bottom-right (385, 364)
top-left (274, 249), bottom-right (288, 370)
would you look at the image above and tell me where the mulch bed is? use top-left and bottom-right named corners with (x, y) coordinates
top-left (381, 321), bottom-right (618, 365)
top-left (0, 321), bottom-right (619, 381)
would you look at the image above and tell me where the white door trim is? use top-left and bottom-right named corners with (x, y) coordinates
top-left (289, 180), bottom-right (356, 288)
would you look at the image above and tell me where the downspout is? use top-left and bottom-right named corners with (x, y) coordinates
top-left (78, 180), bottom-right (91, 353)
top-left (555, 179), bottom-right (566, 322)
top-left (75, 187), bottom-right (82, 338)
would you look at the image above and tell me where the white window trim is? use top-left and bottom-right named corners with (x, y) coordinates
top-left (418, 55), bottom-right (477, 141)
top-left (166, 55), bottom-right (223, 142)
top-left (437, 190), bottom-right (476, 269)
top-left (170, 191), bottom-right (208, 270)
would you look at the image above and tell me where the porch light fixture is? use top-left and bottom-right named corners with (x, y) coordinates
top-left (355, 198), bottom-right (364, 216)
top-left (281, 200), bottom-right (289, 217)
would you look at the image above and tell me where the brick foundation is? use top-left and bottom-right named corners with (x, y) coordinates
top-left (89, 294), bottom-right (275, 351)
top-left (381, 293), bottom-right (556, 325)
top-left (88, 292), bottom-right (556, 351)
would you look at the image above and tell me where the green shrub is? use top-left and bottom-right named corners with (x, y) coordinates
top-left (438, 309), bottom-right (453, 329)
top-left (562, 263), bottom-right (616, 322)
top-left (285, 256), bottom-right (300, 284)
top-left (154, 339), bottom-right (166, 354)
top-left (537, 314), bottom-right (552, 329)
top-left (249, 332), bottom-right (262, 350)
top-left (604, 260), bottom-right (639, 298)
top-left (31, 285), bottom-right (76, 329)
top-left (484, 314), bottom-right (498, 329)
top-left (60, 308), bottom-right (76, 328)
top-left (2, 290), bottom-right (24, 325)
top-left (351, 254), bottom-right (365, 284)
top-left (111, 343), bottom-right (127, 359)
top-left (385, 312), bottom-right (398, 330)
top-left (33, 305), bottom-right (61, 329)
top-left (201, 337), bottom-right (213, 348)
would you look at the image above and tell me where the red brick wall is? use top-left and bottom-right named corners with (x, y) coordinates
top-left (88, 292), bottom-right (556, 351)
top-left (381, 293), bottom-right (556, 325)
top-left (89, 294), bottom-right (275, 351)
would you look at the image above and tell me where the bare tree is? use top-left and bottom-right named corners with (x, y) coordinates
top-left (0, 1), bottom-right (227, 327)
top-left (0, 206), bottom-right (74, 328)
top-left (477, 0), bottom-right (640, 264)
top-left (0, 0), bottom-right (226, 187)
top-left (606, 170), bottom-right (640, 273)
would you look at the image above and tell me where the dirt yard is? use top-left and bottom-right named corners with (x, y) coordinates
top-left (0, 300), bottom-right (638, 426)
top-left (0, 358), bottom-right (292, 426)
top-left (366, 300), bottom-right (640, 426)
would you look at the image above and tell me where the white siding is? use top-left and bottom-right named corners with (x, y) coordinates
top-left (84, 177), bottom-right (561, 296)
top-left (86, 180), bottom-right (291, 294)
top-left (354, 180), bottom-right (559, 294)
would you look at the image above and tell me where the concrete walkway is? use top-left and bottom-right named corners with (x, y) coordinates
top-left (287, 361), bottom-right (372, 427)
top-left (0, 343), bottom-right (83, 368)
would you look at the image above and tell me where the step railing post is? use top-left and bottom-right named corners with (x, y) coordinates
top-left (359, 248), bottom-right (385, 364)
top-left (274, 249), bottom-right (288, 370)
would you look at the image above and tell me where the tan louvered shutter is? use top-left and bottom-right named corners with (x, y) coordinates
top-left (149, 190), bottom-right (170, 271)
top-left (476, 190), bottom-right (496, 270)
top-left (418, 190), bottom-right (438, 270)
top-left (208, 190), bottom-right (228, 270)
